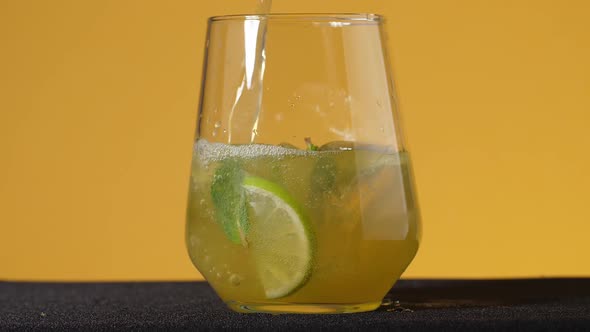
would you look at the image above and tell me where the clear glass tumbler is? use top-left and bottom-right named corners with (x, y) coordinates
top-left (186, 13), bottom-right (421, 314)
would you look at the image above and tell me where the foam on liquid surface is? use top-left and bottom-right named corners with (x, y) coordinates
top-left (196, 139), bottom-right (309, 164)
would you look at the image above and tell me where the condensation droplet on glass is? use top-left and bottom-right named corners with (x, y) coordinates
top-left (329, 101), bottom-right (335, 108)
top-left (377, 100), bottom-right (383, 108)
top-left (200, 199), bottom-right (205, 206)
top-left (295, 95), bottom-right (301, 101)
top-left (214, 121), bottom-right (221, 128)
top-left (203, 255), bottom-right (211, 263)
top-left (380, 127), bottom-right (384, 133)
top-left (229, 274), bottom-right (243, 286)
top-left (223, 129), bottom-right (227, 133)
top-left (216, 272), bottom-right (222, 279)
top-left (211, 130), bottom-right (217, 137)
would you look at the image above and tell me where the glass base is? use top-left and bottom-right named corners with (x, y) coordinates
top-left (226, 301), bottom-right (382, 314)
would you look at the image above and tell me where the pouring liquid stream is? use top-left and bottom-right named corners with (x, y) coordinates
top-left (226, 0), bottom-right (272, 143)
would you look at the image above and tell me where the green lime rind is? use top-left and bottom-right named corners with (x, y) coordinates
top-left (210, 159), bottom-right (249, 245)
top-left (242, 176), bottom-right (308, 219)
top-left (243, 176), bottom-right (316, 299)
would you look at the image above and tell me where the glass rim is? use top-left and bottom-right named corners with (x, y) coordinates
top-left (209, 13), bottom-right (383, 23)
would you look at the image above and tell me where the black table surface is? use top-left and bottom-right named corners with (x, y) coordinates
top-left (1, 279), bottom-right (589, 331)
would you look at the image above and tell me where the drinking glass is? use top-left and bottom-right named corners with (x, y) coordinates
top-left (186, 14), bottom-right (421, 314)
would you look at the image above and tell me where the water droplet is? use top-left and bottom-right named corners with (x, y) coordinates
top-left (295, 95), bottom-right (301, 101)
top-left (381, 298), bottom-right (393, 306)
top-left (289, 103), bottom-right (295, 108)
top-left (216, 272), bottom-right (222, 279)
top-left (229, 274), bottom-right (243, 286)
top-left (380, 127), bottom-right (384, 133)
top-left (200, 199), bottom-right (205, 206)
top-left (223, 129), bottom-right (227, 133)
top-left (203, 255), bottom-right (211, 263)
top-left (212, 130), bottom-right (217, 137)
top-left (329, 101), bottom-right (335, 108)
top-left (214, 121), bottom-right (221, 128)
top-left (377, 100), bottom-right (383, 108)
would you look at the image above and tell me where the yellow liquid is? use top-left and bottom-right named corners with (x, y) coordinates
top-left (186, 140), bottom-right (421, 313)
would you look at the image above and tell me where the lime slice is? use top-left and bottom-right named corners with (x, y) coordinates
top-left (243, 176), bottom-right (315, 299)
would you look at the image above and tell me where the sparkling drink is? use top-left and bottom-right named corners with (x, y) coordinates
top-left (186, 139), bottom-right (420, 313)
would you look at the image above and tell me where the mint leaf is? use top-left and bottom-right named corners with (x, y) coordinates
top-left (304, 137), bottom-right (319, 151)
top-left (210, 159), bottom-right (249, 246)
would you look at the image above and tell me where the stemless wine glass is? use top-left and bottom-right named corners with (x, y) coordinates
top-left (186, 13), bottom-right (421, 314)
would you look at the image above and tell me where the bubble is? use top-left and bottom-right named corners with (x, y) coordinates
top-left (195, 139), bottom-right (310, 165)
top-left (214, 121), bottom-right (221, 128)
top-left (212, 130), bottom-right (217, 137)
top-left (200, 199), bottom-right (205, 206)
top-left (216, 272), bottom-right (222, 279)
top-left (203, 255), bottom-right (211, 263)
top-left (229, 274), bottom-right (243, 286)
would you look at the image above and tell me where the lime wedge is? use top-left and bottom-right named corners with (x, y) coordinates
top-left (243, 176), bottom-right (315, 299)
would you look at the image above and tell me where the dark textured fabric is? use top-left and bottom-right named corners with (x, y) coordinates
top-left (1, 279), bottom-right (589, 331)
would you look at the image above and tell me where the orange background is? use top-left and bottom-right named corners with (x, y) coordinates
top-left (1, 0), bottom-right (589, 280)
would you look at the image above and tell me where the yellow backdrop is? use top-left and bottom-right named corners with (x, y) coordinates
top-left (1, 0), bottom-right (589, 281)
